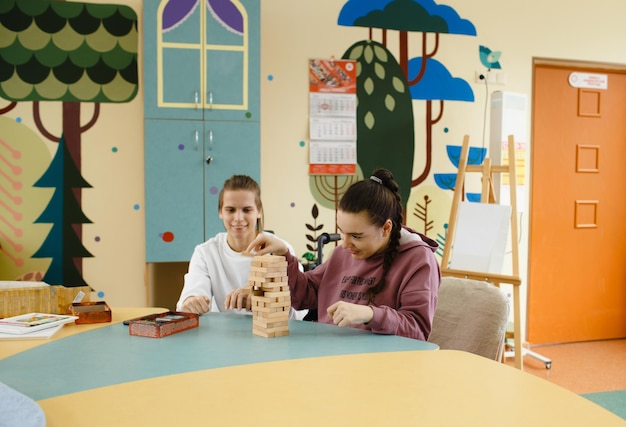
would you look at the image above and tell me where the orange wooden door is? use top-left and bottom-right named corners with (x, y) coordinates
top-left (528, 63), bottom-right (626, 344)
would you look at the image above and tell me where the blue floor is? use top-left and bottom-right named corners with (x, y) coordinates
top-left (581, 390), bottom-right (626, 420)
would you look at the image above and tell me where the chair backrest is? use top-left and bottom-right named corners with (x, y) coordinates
top-left (428, 276), bottom-right (510, 361)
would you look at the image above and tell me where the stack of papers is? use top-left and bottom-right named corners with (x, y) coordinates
top-left (0, 313), bottom-right (77, 340)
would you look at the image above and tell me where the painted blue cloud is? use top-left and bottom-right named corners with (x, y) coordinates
top-left (338, 0), bottom-right (476, 36)
top-left (338, 0), bottom-right (393, 25)
top-left (408, 57), bottom-right (474, 102)
top-left (420, 0), bottom-right (476, 35)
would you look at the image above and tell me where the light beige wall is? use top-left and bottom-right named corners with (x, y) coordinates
top-left (4, 0), bottom-right (626, 336)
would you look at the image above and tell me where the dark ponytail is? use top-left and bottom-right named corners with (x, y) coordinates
top-left (338, 168), bottom-right (403, 303)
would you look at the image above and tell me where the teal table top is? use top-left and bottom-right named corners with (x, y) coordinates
top-left (0, 313), bottom-right (437, 400)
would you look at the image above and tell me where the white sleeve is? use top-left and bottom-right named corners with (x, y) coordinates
top-left (175, 245), bottom-right (213, 311)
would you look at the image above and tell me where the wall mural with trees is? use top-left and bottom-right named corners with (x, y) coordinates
top-left (0, 0), bottom-right (138, 286)
top-left (307, 0), bottom-right (494, 262)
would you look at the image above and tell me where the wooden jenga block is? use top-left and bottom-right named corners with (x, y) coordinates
top-left (253, 328), bottom-right (290, 338)
top-left (257, 281), bottom-right (288, 290)
top-left (250, 265), bottom-right (288, 274)
top-left (253, 316), bottom-right (288, 327)
top-left (263, 291), bottom-right (290, 299)
top-left (253, 322), bottom-right (289, 334)
top-left (251, 294), bottom-right (290, 304)
top-left (251, 295), bottom-right (272, 305)
top-left (252, 298), bottom-right (291, 309)
top-left (253, 319), bottom-right (287, 329)
top-left (253, 309), bottom-right (290, 319)
top-left (250, 270), bottom-right (286, 278)
top-left (248, 275), bottom-right (268, 285)
top-left (253, 255), bottom-right (286, 265)
top-left (251, 305), bottom-right (290, 314)
top-left (252, 329), bottom-right (271, 338)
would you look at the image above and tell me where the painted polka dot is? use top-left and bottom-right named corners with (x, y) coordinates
top-left (267, 75), bottom-right (274, 81)
top-left (161, 231), bottom-right (174, 242)
top-left (299, 141), bottom-right (306, 147)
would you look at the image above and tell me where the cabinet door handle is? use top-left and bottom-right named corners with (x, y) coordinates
top-left (208, 91), bottom-right (213, 110)
top-left (194, 91), bottom-right (199, 110)
top-left (194, 130), bottom-right (199, 150)
top-left (208, 129), bottom-right (213, 151)
top-left (206, 156), bottom-right (213, 165)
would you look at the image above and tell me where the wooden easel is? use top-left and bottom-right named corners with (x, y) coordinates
top-left (440, 134), bottom-right (524, 369)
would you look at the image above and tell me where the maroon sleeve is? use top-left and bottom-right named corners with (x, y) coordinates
top-left (366, 246), bottom-right (441, 340)
top-left (283, 251), bottom-right (325, 311)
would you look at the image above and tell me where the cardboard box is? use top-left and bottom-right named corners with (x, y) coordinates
top-left (51, 286), bottom-right (91, 315)
top-left (129, 312), bottom-right (199, 338)
top-left (0, 282), bottom-right (91, 318)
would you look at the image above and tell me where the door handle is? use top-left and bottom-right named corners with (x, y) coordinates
top-left (206, 156), bottom-right (213, 165)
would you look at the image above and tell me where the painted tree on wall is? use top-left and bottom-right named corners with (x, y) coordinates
top-left (341, 39), bottom-right (415, 208)
top-left (33, 135), bottom-right (93, 285)
top-left (338, 0), bottom-right (476, 197)
top-left (0, 0), bottom-right (138, 285)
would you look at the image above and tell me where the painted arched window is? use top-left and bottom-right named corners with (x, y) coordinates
top-left (157, 0), bottom-right (248, 111)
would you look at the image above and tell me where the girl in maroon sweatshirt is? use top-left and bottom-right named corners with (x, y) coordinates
top-left (245, 169), bottom-right (441, 340)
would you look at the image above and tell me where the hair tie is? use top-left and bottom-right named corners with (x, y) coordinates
top-left (370, 176), bottom-right (382, 184)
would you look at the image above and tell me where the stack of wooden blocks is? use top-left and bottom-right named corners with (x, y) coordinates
top-left (247, 255), bottom-right (290, 338)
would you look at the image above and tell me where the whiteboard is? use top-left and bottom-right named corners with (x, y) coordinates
top-left (449, 202), bottom-right (512, 274)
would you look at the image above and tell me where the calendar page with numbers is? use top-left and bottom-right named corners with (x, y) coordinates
top-left (309, 59), bottom-right (357, 175)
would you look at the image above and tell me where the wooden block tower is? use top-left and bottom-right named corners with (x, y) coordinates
top-left (247, 255), bottom-right (290, 338)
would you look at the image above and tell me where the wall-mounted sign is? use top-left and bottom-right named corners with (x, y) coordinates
top-left (309, 58), bottom-right (357, 175)
top-left (568, 72), bottom-right (608, 90)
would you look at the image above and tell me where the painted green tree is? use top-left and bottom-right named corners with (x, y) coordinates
top-left (33, 135), bottom-right (93, 286)
top-left (338, 0), bottom-right (477, 195)
top-left (0, 0), bottom-right (138, 285)
top-left (342, 40), bottom-right (415, 208)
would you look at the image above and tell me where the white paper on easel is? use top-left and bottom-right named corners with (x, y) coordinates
top-left (449, 202), bottom-right (511, 274)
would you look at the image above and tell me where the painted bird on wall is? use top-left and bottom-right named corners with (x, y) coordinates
top-left (479, 45), bottom-right (502, 70)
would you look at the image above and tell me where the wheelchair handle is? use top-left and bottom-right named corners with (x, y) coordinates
top-left (316, 233), bottom-right (341, 266)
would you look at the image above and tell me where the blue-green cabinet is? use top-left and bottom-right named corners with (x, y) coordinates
top-left (144, 0), bottom-right (260, 262)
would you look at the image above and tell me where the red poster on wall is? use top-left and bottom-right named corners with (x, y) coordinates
top-left (308, 59), bottom-right (357, 175)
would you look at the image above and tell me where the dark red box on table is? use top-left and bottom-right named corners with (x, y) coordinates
top-left (128, 311), bottom-right (199, 338)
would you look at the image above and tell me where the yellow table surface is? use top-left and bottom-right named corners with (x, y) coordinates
top-left (2, 308), bottom-right (624, 426)
top-left (36, 350), bottom-right (625, 427)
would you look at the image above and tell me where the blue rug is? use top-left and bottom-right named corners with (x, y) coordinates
top-left (581, 390), bottom-right (626, 420)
